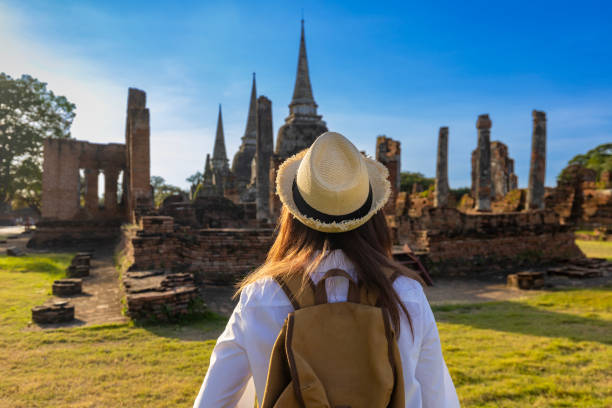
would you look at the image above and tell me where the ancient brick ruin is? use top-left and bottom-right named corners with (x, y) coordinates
top-left (434, 127), bottom-right (450, 208)
top-left (124, 216), bottom-right (274, 284)
top-left (33, 19), bottom-right (611, 324)
top-left (546, 163), bottom-right (612, 228)
top-left (396, 208), bottom-right (582, 272)
top-left (376, 136), bottom-right (401, 214)
top-left (471, 141), bottom-right (517, 201)
top-left (29, 88), bottom-right (153, 247)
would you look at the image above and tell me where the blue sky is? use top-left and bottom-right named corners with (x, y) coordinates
top-left (2, 0), bottom-right (611, 189)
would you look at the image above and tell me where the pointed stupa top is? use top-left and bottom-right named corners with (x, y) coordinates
top-left (243, 73), bottom-right (257, 143)
top-left (212, 105), bottom-right (229, 171)
top-left (289, 19), bottom-right (318, 117)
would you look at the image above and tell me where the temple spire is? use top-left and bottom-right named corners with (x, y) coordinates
top-left (289, 19), bottom-right (317, 116)
top-left (243, 73), bottom-right (257, 142)
top-left (212, 104), bottom-right (228, 171)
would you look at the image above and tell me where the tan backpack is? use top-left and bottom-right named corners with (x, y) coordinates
top-left (261, 268), bottom-right (405, 408)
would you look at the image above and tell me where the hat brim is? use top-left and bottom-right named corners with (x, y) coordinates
top-left (275, 149), bottom-right (392, 233)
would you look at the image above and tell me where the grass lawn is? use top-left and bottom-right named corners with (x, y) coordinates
top-left (576, 239), bottom-right (612, 261)
top-left (1, 253), bottom-right (611, 407)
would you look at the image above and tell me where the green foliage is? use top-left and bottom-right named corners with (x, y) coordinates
top-left (450, 187), bottom-right (470, 203)
top-left (0, 73), bottom-right (76, 212)
top-left (151, 175), bottom-right (186, 208)
top-left (186, 171), bottom-right (203, 191)
top-left (557, 143), bottom-right (612, 185)
top-left (419, 184), bottom-right (435, 198)
top-left (399, 171), bottom-right (434, 193)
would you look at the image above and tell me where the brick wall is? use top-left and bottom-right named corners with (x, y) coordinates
top-left (127, 216), bottom-right (274, 283)
top-left (397, 208), bottom-right (583, 270)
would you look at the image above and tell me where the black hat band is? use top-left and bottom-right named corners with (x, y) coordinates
top-left (291, 178), bottom-right (373, 224)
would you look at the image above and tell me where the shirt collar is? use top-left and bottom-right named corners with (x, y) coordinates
top-left (310, 249), bottom-right (357, 279)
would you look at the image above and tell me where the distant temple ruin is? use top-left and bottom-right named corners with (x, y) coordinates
top-left (29, 88), bottom-right (153, 247)
top-left (31, 19), bottom-right (612, 311)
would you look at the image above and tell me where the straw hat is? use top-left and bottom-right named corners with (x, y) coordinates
top-left (276, 131), bottom-right (391, 233)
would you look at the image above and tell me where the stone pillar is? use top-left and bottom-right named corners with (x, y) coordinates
top-left (526, 110), bottom-right (547, 210)
top-left (85, 168), bottom-right (99, 213)
top-left (475, 114), bottom-right (492, 212)
top-left (255, 96), bottom-right (273, 222)
top-left (376, 136), bottom-right (401, 213)
top-left (125, 88), bottom-right (152, 218)
top-left (434, 127), bottom-right (450, 207)
top-left (104, 168), bottom-right (120, 213)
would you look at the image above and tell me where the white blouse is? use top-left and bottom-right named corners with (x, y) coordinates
top-left (194, 250), bottom-right (460, 407)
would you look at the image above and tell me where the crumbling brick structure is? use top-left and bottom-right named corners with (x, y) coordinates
top-left (376, 136), bottom-right (401, 214)
top-left (397, 208), bottom-right (583, 273)
top-left (546, 164), bottom-right (612, 227)
top-left (29, 88), bottom-right (153, 248)
top-left (126, 216), bottom-right (274, 284)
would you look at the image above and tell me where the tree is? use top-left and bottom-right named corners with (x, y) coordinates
top-left (557, 143), bottom-right (612, 185)
top-left (0, 73), bottom-right (76, 213)
top-left (399, 171), bottom-right (435, 193)
top-left (151, 175), bottom-right (186, 208)
top-left (186, 171), bottom-right (203, 196)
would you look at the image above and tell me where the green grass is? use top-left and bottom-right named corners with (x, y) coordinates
top-left (0, 254), bottom-right (225, 408)
top-left (0, 253), bottom-right (611, 407)
top-left (435, 288), bottom-right (612, 407)
top-left (576, 239), bottom-right (612, 261)
top-left (575, 229), bottom-right (596, 236)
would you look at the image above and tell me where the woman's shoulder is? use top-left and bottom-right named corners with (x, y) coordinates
top-left (238, 272), bottom-right (427, 308)
top-left (238, 276), bottom-right (292, 309)
top-left (393, 274), bottom-right (427, 303)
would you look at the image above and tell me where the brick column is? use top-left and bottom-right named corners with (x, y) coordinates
top-left (434, 127), bottom-right (450, 208)
top-left (376, 136), bottom-right (401, 214)
top-left (104, 168), bottom-right (120, 213)
top-left (85, 168), bottom-right (99, 213)
top-left (526, 110), bottom-right (547, 210)
top-left (255, 96), bottom-right (273, 222)
top-left (475, 114), bottom-right (492, 212)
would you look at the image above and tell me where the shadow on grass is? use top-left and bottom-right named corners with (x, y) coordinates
top-left (434, 297), bottom-right (612, 345)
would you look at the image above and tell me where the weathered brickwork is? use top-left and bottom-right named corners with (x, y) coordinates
top-left (546, 163), bottom-right (612, 227)
top-left (176, 229), bottom-right (274, 283)
top-left (127, 216), bottom-right (274, 284)
top-left (125, 284), bottom-right (199, 322)
top-left (527, 110), bottom-right (547, 210)
top-left (31, 88), bottom-right (153, 248)
top-left (434, 127), bottom-right (450, 208)
top-left (255, 96), bottom-right (274, 222)
top-left (397, 208), bottom-right (583, 271)
top-left (376, 136), bottom-right (401, 214)
top-left (474, 114), bottom-right (492, 211)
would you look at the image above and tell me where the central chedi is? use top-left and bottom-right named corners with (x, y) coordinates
top-left (270, 20), bottom-right (328, 216)
top-left (275, 19), bottom-right (328, 158)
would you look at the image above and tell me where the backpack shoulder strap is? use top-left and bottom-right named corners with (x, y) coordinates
top-left (275, 267), bottom-right (404, 309)
top-left (359, 267), bottom-right (403, 307)
top-left (274, 268), bottom-right (362, 309)
top-left (273, 274), bottom-right (316, 310)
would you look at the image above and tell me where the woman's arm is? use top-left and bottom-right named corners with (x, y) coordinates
top-left (193, 293), bottom-right (255, 408)
top-left (415, 289), bottom-right (461, 408)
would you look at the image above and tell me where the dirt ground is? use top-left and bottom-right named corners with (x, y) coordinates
top-left (2, 226), bottom-right (610, 324)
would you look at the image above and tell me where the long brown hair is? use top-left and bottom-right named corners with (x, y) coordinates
top-left (237, 206), bottom-right (425, 338)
